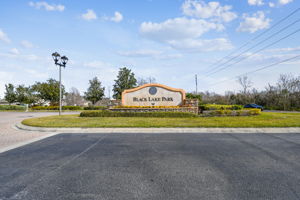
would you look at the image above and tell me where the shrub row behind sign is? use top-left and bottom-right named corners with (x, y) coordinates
top-left (0, 105), bottom-right (26, 111)
top-left (80, 110), bottom-right (198, 118)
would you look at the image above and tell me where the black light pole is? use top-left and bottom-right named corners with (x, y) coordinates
top-left (52, 52), bottom-right (68, 116)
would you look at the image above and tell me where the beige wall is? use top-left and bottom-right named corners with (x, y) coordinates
top-left (123, 85), bottom-right (184, 106)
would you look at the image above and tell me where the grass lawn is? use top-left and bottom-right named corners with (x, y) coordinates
top-left (22, 112), bottom-right (300, 128)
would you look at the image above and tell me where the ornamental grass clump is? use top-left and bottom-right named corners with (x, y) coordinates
top-left (80, 110), bottom-right (198, 118)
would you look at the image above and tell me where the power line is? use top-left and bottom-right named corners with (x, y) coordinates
top-left (206, 19), bottom-right (300, 75)
top-left (206, 27), bottom-right (300, 76)
top-left (203, 7), bottom-right (300, 74)
top-left (208, 54), bottom-right (300, 88)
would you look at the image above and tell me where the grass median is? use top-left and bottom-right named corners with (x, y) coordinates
top-left (21, 112), bottom-right (300, 128)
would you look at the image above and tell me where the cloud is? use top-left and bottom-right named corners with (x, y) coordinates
top-left (237, 11), bottom-right (271, 33)
top-left (84, 61), bottom-right (112, 69)
top-left (9, 48), bottom-right (20, 55)
top-left (248, 0), bottom-right (264, 6)
top-left (0, 29), bottom-right (10, 43)
top-left (182, 0), bottom-right (237, 22)
top-left (269, 2), bottom-right (275, 7)
top-left (140, 17), bottom-right (231, 52)
top-left (103, 11), bottom-right (123, 23)
top-left (168, 38), bottom-right (233, 52)
top-left (118, 49), bottom-right (163, 57)
top-left (278, 0), bottom-right (293, 5)
top-left (81, 9), bottom-right (97, 21)
top-left (21, 40), bottom-right (34, 48)
top-left (118, 49), bottom-right (183, 59)
top-left (111, 11), bottom-right (123, 23)
top-left (29, 1), bottom-right (65, 12)
top-left (140, 17), bottom-right (223, 42)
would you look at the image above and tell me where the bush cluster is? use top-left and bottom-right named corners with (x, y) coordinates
top-left (83, 106), bottom-right (107, 110)
top-left (80, 110), bottom-right (197, 118)
top-left (200, 104), bottom-right (243, 111)
top-left (113, 106), bottom-right (180, 109)
top-left (203, 109), bottom-right (261, 116)
top-left (31, 106), bottom-right (82, 110)
top-left (0, 105), bottom-right (26, 111)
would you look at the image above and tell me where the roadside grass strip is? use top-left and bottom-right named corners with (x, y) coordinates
top-left (22, 112), bottom-right (300, 128)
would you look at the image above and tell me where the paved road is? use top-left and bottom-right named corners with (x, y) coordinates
top-left (0, 112), bottom-right (78, 153)
top-left (1, 132), bottom-right (300, 200)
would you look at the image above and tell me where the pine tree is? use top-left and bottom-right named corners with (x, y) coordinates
top-left (113, 67), bottom-right (137, 99)
top-left (84, 77), bottom-right (105, 105)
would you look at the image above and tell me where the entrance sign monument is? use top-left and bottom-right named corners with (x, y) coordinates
top-left (122, 84), bottom-right (186, 107)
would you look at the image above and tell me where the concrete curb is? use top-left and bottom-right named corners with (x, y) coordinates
top-left (16, 122), bottom-right (300, 134)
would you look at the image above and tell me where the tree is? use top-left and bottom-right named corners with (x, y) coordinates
top-left (84, 77), bottom-right (105, 105)
top-left (237, 75), bottom-right (253, 94)
top-left (137, 76), bottom-right (157, 86)
top-left (4, 83), bottom-right (17, 104)
top-left (66, 87), bottom-right (83, 106)
top-left (113, 67), bottom-right (137, 99)
top-left (32, 79), bottom-right (65, 105)
top-left (15, 85), bottom-right (37, 105)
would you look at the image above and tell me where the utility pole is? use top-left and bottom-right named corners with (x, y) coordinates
top-left (195, 74), bottom-right (198, 94)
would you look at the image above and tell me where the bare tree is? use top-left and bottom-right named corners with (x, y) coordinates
top-left (137, 76), bottom-right (157, 86)
top-left (237, 75), bottom-right (253, 94)
top-left (65, 87), bottom-right (83, 106)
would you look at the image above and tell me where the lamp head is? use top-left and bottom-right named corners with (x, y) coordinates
top-left (52, 52), bottom-right (61, 64)
top-left (61, 56), bottom-right (69, 66)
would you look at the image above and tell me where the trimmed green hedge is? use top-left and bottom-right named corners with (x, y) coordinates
top-left (200, 104), bottom-right (243, 111)
top-left (31, 106), bottom-right (82, 110)
top-left (0, 105), bottom-right (26, 111)
top-left (203, 109), bottom-right (261, 116)
top-left (83, 106), bottom-right (107, 110)
top-left (80, 110), bottom-right (198, 118)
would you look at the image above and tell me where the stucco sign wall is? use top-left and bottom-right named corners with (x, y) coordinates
top-left (122, 84), bottom-right (186, 106)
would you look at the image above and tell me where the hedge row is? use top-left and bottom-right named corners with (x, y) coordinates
top-left (203, 109), bottom-right (261, 116)
top-left (83, 106), bottom-right (107, 110)
top-left (80, 110), bottom-right (198, 118)
top-left (200, 104), bottom-right (243, 111)
top-left (31, 106), bottom-right (82, 110)
top-left (0, 105), bottom-right (26, 111)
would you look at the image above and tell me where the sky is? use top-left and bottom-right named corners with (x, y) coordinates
top-left (0, 0), bottom-right (299, 98)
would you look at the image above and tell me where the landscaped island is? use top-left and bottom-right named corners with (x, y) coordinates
top-left (22, 112), bottom-right (300, 128)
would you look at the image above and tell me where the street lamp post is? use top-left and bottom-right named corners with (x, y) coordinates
top-left (52, 52), bottom-right (68, 116)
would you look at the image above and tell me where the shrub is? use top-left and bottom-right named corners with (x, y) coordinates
top-left (83, 106), bottom-right (107, 110)
top-left (80, 110), bottom-right (198, 118)
top-left (0, 105), bottom-right (26, 111)
top-left (113, 106), bottom-right (180, 109)
top-left (31, 106), bottom-right (82, 110)
top-left (200, 104), bottom-right (243, 111)
top-left (202, 109), bottom-right (260, 117)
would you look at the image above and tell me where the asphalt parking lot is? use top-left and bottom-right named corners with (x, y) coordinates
top-left (1, 132), bottom-right (300, 200)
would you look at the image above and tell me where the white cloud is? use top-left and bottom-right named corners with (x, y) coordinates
top-left (84, 61), bottom-right (112, 69)
top-left (237, 11), bottom-right (271, 33)
top-left (140, 17), bottom-right (230, 52)
top-left (0, 29), bottom-right (10, 43)
top-left (140, 17), bottom-right (223, 42)
top-left (278, 0), bottom-right (293, 5)
top-left (269, 2), bottom-right (275, 7)
top-left (81, 9), bottom-right (97, 21)
top-left (248, 0), bottom-right (264, 6)
top-left (118, 49), bottom-right (163, 57)
top-left (21, 40), bottom-right (34, 48)
top-left (29, 1), bottom-right (65, 12)
top-left (102, 11), bottom-right (123, 23)
top-left (111, 11), bottom-right (123, 23)
top-left (182, 0), bottom-right (237, 22)
top-left (168, 38), bottom-right (233, 52)
top-left (9, 48), bottom-right (20, 55)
